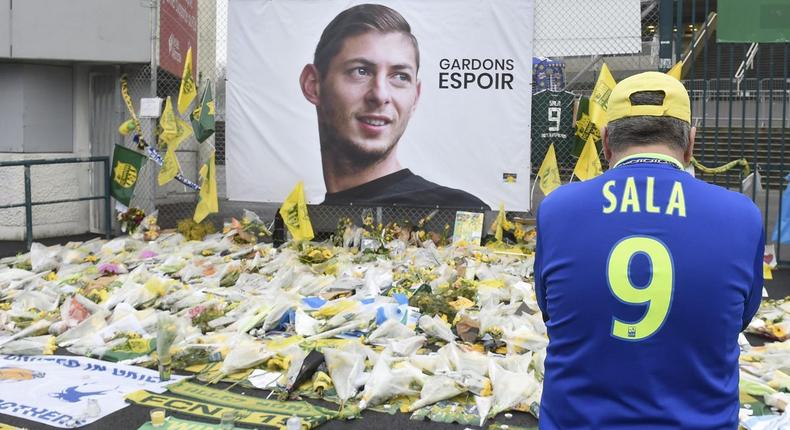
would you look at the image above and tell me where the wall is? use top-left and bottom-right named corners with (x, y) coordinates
top-left (0, 0), bottom-right (150, 62)
top-left (0, 65), bottom-right (94, 240)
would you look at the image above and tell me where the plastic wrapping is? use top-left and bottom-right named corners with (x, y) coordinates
top-left (30, 242), bottom-right (62, 273)
top-left (359, 352), bottom-right (426, 410)
top-left (408, 375), bottom-right (465, 411)
top-left (367, 319), bottom-right (415, 346)
top-left (219, 335), bottom-right (274, 377)
top-left (488, 360), bottom-right (540, 418)
top-left (418, 315), bottom-right (456, 343)
top-left (323, 347), bottom-right (366, 403)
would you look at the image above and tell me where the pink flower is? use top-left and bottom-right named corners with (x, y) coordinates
top-left (139, 250), bottom-right (158, 259)
top-left (97, 262), bottom-right (120, 275)
top-left (189, 305), bottom-right (206, 319)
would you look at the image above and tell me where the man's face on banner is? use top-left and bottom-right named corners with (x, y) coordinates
top-left (317, 31), bottom-right (421, 166)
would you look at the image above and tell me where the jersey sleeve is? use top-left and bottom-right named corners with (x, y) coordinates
top-left (534, 208), bottom-right (549, 322)
top-left (742, 226), bottom-right (765, 331)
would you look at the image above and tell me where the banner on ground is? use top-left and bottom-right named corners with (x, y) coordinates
top-left (0, 354), bottom-right (183, 428)
top-left (227, 0), bottom-right (534, 210)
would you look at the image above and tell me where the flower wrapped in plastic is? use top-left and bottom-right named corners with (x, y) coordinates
top-left (323, 346), bottom-right (367, 404)
top-left (0, 334), bottom-right (57, 355)
top-left (408, 374), bottom-right (466, 411)
top-left (358, 350), bottom-right (426, 410)
top-left (223, 209), bottom-right (272, 244)
top-left (418, 314), bottom-right (456, 343)
top-left (216, 335), bottom-right (274, 382)
top-left (118, 207), bottom-right (146, 235)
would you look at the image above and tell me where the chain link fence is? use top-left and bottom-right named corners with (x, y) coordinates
top-left (531, 0), bottom-right (660, 180)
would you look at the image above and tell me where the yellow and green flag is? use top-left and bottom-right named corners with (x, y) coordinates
top-left (537, 143), bottom-right (561, 195)
top-left (279, 182), bottom-right (314, 241)
top-left (573, 136), bottom-right (603, 181)
top-left (178, 47), bottom-right (197, 115)
top-left (158, 96), bottom-right (192, 186)
top-left (111, 144), bottom-right (146, 206)
top-left (191, 81), bottom-right (216, 143)
top-left (193, 151), bottom-right (219, 223)
top-left (667, 60), bottom-right (684, 80)
top-left (589, 63), bottom-right (617, 128)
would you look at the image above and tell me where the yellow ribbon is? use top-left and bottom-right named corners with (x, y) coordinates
top-left (120, 74), bottom-right (146, 149)
top-left (690, 157), bottom-right (751, 177)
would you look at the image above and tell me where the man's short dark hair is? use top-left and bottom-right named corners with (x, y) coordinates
top-left (607, 91), bottom-right (691, 153)
top-left (313, 4), bottom-right (420, 78)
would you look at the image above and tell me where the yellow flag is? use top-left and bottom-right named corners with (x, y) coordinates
top-left (158, 97), bottom-right (192, 185)
top-left (537, 144), bottom-right (561, 195)
top-left (764, 262), bottom-right (773, 280)
top-left (573, 135), bottom-right (603, 181)
top-left (279, 181), bottom-right (314, 241)
top-left (667, 61), bottom-right (683, 80)
top-left (159, 96), bottom-right (192, 147)
top-left (589, 63), bottom-right (617, 127)
top-left (493, 203), bottom-right (513, 242)
top-left (178, 47), bottom-right (197, 115)
top-left (193, 151), bottom-right (219, 223)
top-left (158, 145), bottom-right (181, 186)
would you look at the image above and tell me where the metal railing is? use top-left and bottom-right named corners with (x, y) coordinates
top-left (0, 157), bottom-right (112, 250)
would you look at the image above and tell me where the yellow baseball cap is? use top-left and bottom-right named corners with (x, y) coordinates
top-left (607, 71), bottom-right (691, 124)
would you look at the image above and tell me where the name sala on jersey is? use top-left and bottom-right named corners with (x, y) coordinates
top-left (601, 177), bottom-right (686, 217)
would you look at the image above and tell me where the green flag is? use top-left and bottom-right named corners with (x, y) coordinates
top-left (191, 81), bottom-right (216, 143)
top-left (111, 144), bottom-right (146, 206)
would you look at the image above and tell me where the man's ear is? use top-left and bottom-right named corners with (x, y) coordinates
top-left (411, 79), bottom-right (422, 113)
top-left (300, 64), bottom-right (321, 106)
top-left (602, 126), bottom-right (613, 162)
top-left (685, 126), bottom-right (696, 164)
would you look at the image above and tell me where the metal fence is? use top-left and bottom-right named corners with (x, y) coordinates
top-left (118, 0), bottom-right (790, 261)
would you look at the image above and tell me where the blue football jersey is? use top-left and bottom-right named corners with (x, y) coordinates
top-left (534, 153), bottom-right (764, 430)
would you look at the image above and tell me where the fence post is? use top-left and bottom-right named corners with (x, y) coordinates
top-left (24, 165), bottom-right (33, 251)
top-left (104, 158), bottom-right (112, 239)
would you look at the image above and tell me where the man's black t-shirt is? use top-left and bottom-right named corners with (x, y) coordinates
top-left (322, 169), bottom-right (490, 209)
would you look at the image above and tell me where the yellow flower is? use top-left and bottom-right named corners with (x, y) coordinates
top-left (83, 255), bottom-right (98, 263)
top-left (0, 302), bottom-right (10, 311)
top-left (201, 249), bottom-right (215, 256)
top-left (41, 336), bottom-right (58, 355)
top-left (45, 272), bottom-right (58, 282)
top-left (322, 249), bottom-right (333, 259)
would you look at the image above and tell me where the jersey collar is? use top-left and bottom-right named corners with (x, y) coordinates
top-left (613, 152), bottom-right (685, 170)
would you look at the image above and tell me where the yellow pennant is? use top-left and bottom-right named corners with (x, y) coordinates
top-left (158, 144), bottom-right (181, 186)
top-left (667, 60), bottom-right (684, 80)
top-left (178, 47), bottom-right (197, 115)
top-left (279, 181), bottom-right (314, 241)
top-left (764, 262), bottom-right (773, 280)
top-left (158, 97), bottom-right (193, 186)
top-left (573, 135), bottom-right (603, 181)
top-left (193, 152), bottom-right (219, 223)
top-left (493, 202), bottom-right (513, 242)
top-left (537, 144), bottom-right (561, 195)
top-left (589, 63), bottom-right (617, 127)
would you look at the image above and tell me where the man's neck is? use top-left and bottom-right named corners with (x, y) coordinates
top-left (609, 144), bottom-right (687, 168)
top-left (322, 153), bottom-right (402, 193)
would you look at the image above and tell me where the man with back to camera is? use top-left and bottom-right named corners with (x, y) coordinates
top-left (534, 72), bottom-right (764, 429)
top-left (299, 3), bottom-right (489, 209)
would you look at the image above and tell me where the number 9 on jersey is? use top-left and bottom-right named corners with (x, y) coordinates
top-left (607, 236), bottom-right (674, 341)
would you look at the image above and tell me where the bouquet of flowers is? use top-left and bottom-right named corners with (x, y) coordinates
top-left (223, 209), bottom-right (272, 244)
top-left (118, 207), bottom-right (146, 235)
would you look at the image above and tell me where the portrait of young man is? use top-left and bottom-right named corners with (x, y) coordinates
top-left (299, 3), bottom-right (489, 209)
